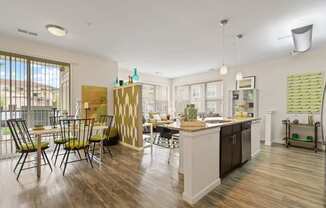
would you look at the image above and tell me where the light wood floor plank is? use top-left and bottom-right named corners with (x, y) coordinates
top-left (0, 144), bottom-right (324, 208)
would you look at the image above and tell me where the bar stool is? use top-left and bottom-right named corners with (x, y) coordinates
top-left (168, 133), bottom-right (179, 164)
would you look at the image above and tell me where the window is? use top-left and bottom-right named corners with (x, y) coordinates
top-left (0, 51), bottom-right (70, 127)
top-left (175, 85), bottom-right (189, 114)
top-left (190, 84), bottom-right (205, 113)
top-left (142, 84), bottom-right (155, 114)
top-left (142, 84), bottom-right (168, 116)
top-left (205, 81), bottom-right (223, 115)
top-left (175, 81), bottom-right (223, 115)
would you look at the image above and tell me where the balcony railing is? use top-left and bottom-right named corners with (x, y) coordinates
top-left (0, 107), bottom-right (57, 159)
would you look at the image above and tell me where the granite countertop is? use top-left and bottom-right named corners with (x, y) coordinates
top-left (162, 117), bottom-right (260, 132)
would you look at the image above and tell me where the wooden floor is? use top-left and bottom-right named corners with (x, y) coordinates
top-left (0, 144), bottom-right (325, 208)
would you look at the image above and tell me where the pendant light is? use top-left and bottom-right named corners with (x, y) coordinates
top-left (292, 24), bottom-right (313, 53)
top-left (219, 19), bottom-right (228, 75)
top-left (235, 34), bottom-right (243, 81)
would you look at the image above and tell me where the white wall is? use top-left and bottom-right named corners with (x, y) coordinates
top-left (173, 47), bottom-right (326, 144)
top-left (119, 68), bottom-right (173, 112)
top-left (0, 33), bottom-right (118, 114)
top-left (118, 68), bottom-right (171, 86)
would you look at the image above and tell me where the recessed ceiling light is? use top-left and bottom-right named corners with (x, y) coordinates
top-left (46, 24), bottom-right (67, 37)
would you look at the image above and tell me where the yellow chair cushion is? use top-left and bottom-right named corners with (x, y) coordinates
top-left (55, 137), bottom-right (77, 144)
top-left (54, 138), bottom-right (67, 144)
top-left (64, 141), bottom-right (89, 150)
top-left (108, 127), bottom-right (118, 138)
top-left (19, 141), bottom-right (49, 152)
top-left (90, 127), bottom-right (118, 142)
top-left (90, 134), bottom-right (104, 142)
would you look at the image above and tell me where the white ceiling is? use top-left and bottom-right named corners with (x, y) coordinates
top-left (1, 0), bottom-right (326, 78)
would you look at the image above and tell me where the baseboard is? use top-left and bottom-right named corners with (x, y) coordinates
top-left (119, 142), bottom-right (143, 151)
top-left (182, 178), bottom-right (221, 205)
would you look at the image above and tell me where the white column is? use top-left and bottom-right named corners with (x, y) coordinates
top-left (264, 111), bottom-right (274, 146)
top-left (181, 127), bottom-right (221, 205)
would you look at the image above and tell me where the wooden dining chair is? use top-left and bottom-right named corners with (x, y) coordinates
top-left (90, 115), bottom-right (114, 158)
top-left (59, 118), bottom-right (94, 176)
top-left (49, 115), bottom-right (66, 165)
top-left (7, 119), bottom-right (52, 180)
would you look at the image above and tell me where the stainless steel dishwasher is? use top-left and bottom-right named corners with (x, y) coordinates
top-left (241, 123), bottom-right (251, 163)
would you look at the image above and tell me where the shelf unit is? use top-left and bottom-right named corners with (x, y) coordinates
top-left (282, 120), bottom-right (319, 152)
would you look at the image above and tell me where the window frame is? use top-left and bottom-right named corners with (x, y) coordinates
top-left (175, 80), bottom-right (223, 115)
top-left (141, 82), bottom-right (169, 115)
top-left (0, 50), bottom-right (71, 114)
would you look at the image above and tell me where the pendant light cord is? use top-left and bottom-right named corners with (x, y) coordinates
top-left (222, 24), bottom-right (225, 66)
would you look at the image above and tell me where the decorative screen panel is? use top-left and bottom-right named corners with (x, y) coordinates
top-left (113, 84), bottom-right (143, 148)
top-left (287, 72), bottom-right (323, 113)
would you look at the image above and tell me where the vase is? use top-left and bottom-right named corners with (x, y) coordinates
top-left (132, 68), bottom-right (140, 82)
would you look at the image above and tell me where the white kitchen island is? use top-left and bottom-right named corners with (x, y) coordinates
top-left (164, 118), bottom-right (261, 205)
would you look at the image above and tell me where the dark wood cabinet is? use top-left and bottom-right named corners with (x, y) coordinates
top-left (220, 135), bottom-right (233, 177)
top-left (220, 124), bottom-right (242, 178)
top-left (232, 131), bottom-right (242, 168)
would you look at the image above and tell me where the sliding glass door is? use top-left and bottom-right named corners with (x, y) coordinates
top-left (0, 51), bottom-right (70, 158)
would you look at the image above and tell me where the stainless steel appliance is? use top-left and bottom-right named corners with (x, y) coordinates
top-left (241, 124), bottom-right (251, 163)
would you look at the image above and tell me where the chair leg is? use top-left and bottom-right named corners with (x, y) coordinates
top-left (60, 149), bottom-right (67, 168)
top-left (43, 151), bottom-right (53, 172)
top-left (17, 153), bottom-right (28, 180)
top-left (51, 144), bottom-right (58, 159)
top-left (84, 149), bottom-right (89, 163)
top-left (54, 144), bottom-right (61, 166)
top-left (13, 153), bottom-right (24, 173)
top-left (76, 150), bottom-right (82, 160)
top-left (41, 151), bottom-right (47, 164)
top-left (86, 148), bottom-right (93, 168)
top-left (92, 142), bottom-right (96, 161)
top-left (168, 139), bottom-right (172, 164)
top-left (106, 146), bottom-right (113, 158)
top-left (63, 150), bottom-right (70, 176)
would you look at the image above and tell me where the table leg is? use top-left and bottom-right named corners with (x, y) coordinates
top-left (37, 134), bottom-right (41, 178)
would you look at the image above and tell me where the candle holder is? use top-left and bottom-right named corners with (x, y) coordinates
top-left (84, 107), bottom-right (90, 119)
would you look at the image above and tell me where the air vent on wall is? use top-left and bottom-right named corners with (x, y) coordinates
top-left (17, 28), bottom-right (38, 37)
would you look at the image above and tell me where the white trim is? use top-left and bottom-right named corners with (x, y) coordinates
top-left (182, 178), bottom-right (221, 205)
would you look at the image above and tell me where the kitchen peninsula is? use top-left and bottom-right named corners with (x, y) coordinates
top-left (164, 117), bottom-right (261, 205)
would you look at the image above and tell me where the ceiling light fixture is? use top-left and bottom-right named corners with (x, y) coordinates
top-left (291, 24), bottom-right (313, 53)
top-left (219, 19), bottom-right (228, 75)
top-left (46, 24), bottom-right (67, 37)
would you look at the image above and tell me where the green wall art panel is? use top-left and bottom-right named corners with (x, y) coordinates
top-left (113, 84), bottom-right (143, 148)
top-left (287, 72), bottom-right (323, 113)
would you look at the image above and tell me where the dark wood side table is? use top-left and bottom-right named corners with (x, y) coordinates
top-left (282, 120), bottom-right (319, 153)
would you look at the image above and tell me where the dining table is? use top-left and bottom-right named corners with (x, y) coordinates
top-left (30, 124), bottom-right (108, 178)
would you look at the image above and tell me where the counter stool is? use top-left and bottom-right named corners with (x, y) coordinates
top-left (168, 133), bottom-right (179, 164)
